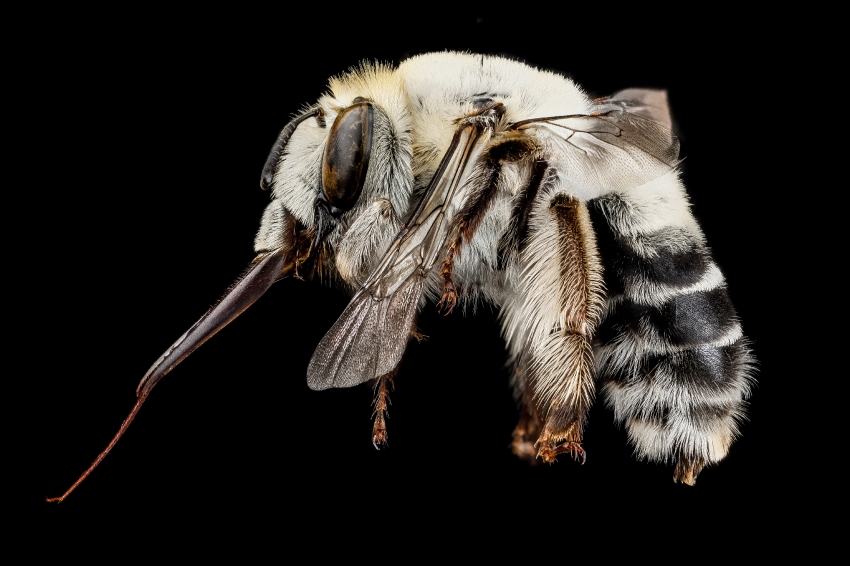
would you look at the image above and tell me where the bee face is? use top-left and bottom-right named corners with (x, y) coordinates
top-left (48, 52), bottom-right (755, 502)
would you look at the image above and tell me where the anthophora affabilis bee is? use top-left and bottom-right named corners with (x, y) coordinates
top-left (48, 51), bottom-right (755, 501)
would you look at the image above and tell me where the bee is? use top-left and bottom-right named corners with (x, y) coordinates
top-left (48, 51), bottom-right (755, 501)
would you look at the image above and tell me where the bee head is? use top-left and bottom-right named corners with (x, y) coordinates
top-left (257, 65), bottom-right (413, 287)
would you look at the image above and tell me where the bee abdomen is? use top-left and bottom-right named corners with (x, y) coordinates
top-left (587, 193), bottom-right (755, 478)
top-left (602, 341), bottom-right (751, 393)
top-left (596, 289), bottom-right (741, 350)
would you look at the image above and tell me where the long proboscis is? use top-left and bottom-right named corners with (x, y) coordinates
top-left (47, 247), bottom-right (293, 503)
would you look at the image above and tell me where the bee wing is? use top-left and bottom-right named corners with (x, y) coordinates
top-left (307, 121), bottom-right (495, 390)
top-left (517, 89), bottom-right (679, 192)
top-left (599, 88), bottom-right (674, 130)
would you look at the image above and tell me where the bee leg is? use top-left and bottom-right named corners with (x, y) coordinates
top-left (510, 411), bottom-right (538, 461)
top-left (335, 198), bottom-right (403, 287)
top-left (536, 419), bottom-right (586, 464)
top-left (502, 192), bottom-right (605, 467)
top-left (512, 367), bottom-right (587, 465)
top-left (437, 154), bottom-right (502, 314)
top-left (436, 261), bottom-right (458, 315)
top-left (510, 373), bottom-right (545, 462)
top-left (497, 159), bottom-right (549, 270)
top-left (371, 373), bottom-right (394, 449)
top-left (438, 136), bottom-right (539, 314)
top-left (370, 324), bottom-right (424, 448)
top-left (409, 326), bottom-right (428, 342)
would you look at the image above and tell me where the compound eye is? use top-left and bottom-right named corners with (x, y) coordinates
top-left (321, 101), bottom-right (374, 214)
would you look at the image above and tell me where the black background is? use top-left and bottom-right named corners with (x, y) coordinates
top-left (23, 10), bottom-right (788, 543)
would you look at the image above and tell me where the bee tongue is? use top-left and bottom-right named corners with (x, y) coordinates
top-left (47, 246), bottom-right (293, 503)
top-left (137, 246), bottom-right (293, 397)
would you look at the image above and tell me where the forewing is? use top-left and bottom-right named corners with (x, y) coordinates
top-left (307, 118), bottom-right (497, 390)
top-left (307, 275), bottom-right (421, 390)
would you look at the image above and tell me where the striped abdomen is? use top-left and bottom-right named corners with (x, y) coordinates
top-left (588, 184), bottom-right (755, 485)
